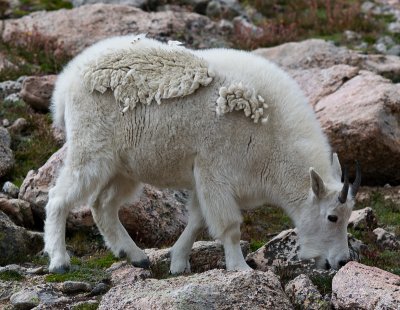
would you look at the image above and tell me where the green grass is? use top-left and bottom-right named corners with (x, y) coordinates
top-left (73, 302), bottom-right (99, 310)
top-left (0, 100), bottom-right (60, 187)
top-left (241, 205), bottom-right (292, 246)
top-left (45, 251), bottom-right (117, 284)
top-left (0, 270), bottom-right (25, 281)
top-left (235, 0), bottom-right (388, 50)
top-left (9, 0), bottom-right (72, 17)
top-left (350, 191), bottom-right (400, 276)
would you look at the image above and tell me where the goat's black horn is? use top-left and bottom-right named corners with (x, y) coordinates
top-left (338, 167), bottom-right (349, 204)
top-left (351, 161), bottom-right (361, 198)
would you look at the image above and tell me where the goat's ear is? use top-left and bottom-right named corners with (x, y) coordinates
top-left (332, 153), bottom-right (342, 181)
top-left (310, 168), bottom-right (326, 199)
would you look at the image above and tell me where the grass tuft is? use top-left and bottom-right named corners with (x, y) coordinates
top-left (0, 270), bottom-right (25, 281)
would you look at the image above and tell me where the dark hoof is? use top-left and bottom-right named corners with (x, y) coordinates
top-left (118, 250), bottom-right (127, 259)
top-left (50, 265), bottom-right (70, 274)
top-left (132, 257), bottom-right (151, 269)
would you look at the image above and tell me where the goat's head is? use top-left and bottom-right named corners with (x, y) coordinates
top-left (295, 154), bottom-right (361, 270)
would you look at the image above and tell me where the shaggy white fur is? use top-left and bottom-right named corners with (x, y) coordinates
top-left (83, 46), bottom-right (214, 113)
top-left (45, 34), bottom-right (356, 275)
top-left (216, 82), bottom-right (268, 123)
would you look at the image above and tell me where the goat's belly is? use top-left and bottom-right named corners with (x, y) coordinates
top-left (121, 145), bottom-right (196, 189)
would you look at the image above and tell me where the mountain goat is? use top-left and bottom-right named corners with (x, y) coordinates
top-left (44, 34), bottom-right (361, 274)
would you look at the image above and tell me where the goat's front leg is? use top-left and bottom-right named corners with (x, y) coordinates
top-left (194, 166), bottom-right (252, 272)
top-left (170, 192), bottom-right (205, 274)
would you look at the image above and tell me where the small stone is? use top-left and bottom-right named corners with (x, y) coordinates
top-left (61, 281), bottom-right (92, 294)
top-left (348, 207), bottom-right (378, 230)
top-left (373, 227), bottom-right (400, 250)
top-left (285, 274), bottom-right (329, 310)
top-left (2, 181), bottom-right (19, 198)
top-left (10, 289), bottom-right (40, 310)
top-left (2, 119), bottom-right (10, 127)
top-left (26, 266), bottom-right (45, 275)
top-left (90, 282), bottom-right (110, 296)
top-left (4, 92), bottom-right (22, 103)
top-left (8, 118), bottom-right (28, 135)
top-left (388, 21), bottom-right (400, 34)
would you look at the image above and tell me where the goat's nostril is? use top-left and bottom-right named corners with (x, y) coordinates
top-left (338, 260), bottom-right (348, 267)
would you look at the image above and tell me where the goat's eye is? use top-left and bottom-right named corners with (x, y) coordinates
top-left (328, 215), bottom-right (338, 222)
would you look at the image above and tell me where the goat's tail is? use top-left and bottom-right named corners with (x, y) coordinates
top-left (50, 80), bottom-right (66, 131)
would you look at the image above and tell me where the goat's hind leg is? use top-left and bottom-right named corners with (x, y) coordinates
top-left (44, 164), bottom-right (102, 274)
top-left (90, 176), bottom-right (149, 268)
top-left (170, 192), bottom-right (205, 274)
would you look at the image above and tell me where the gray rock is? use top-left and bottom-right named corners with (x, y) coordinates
top-left (0, 127), bottom-right (14, 178)
top-left (61, 281), bottom-right (92, 294)
top-left (0, 211), bottom-right (43, 265)
top-left (332, 261), bottom-right (400, 309)
top-left (373, 227), bottom-right (400, 250)
top-left (0, 127), bottom-right (11, 148)
top-left (2, 181), bottom-right (19, 198)
top-left (285, 274), bottom-right (329, 310)
top-left (246, 229), bottom-right (360, 277)
top-left (2, 119), bottom-right (10, 127)
top-left (89, 282), bottom-right (110, 295)
top-left (387, 44), bottom-right (400, 56)
top-left (8, 118), bottom-right (28, 135)
top-left (0, 80), bottom-right (22, 100)
top-left (4, 92), bottom-right (22, 103)
top-left (10, 289), bottom-right (40, 310)
top-left (72, 0), bottom-right (146, 8)
top-left (205, 0), bottom-right (221, 18)
top-left (99, 269), bottom-right (293, 309)
top-left (388, 21), bottom-right (400, 33)
top-left (348, 207), bottom-right (378, 230)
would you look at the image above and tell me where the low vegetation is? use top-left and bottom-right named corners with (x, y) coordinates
top-left (0, 100), bottom-right (60, 187)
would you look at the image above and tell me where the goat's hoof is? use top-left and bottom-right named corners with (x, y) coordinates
top-left (49, 264), bottom-right (70, 274)
top-left (132, 257), bottom-right (151, 269)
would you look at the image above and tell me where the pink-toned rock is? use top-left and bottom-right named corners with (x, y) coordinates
top-left (145, 240), bottom-right (250, 278)
top-left (99, 269), bottom-right (293, 310)
top-left (107, 262), bottom-right (151, 286)
top-left (289, 65), bottom-right (359, 107)
top-left (253, 39), bottom-right (400, 79)
top-left (0, 198), bottom-right (34, 228)
top-left (20, 75), bottom-right (57, 111)
top-left (315, 71), bottom-right (400, 185)
top-left (253, 39), bottom-right (362, 70)
top-left (19, 144), bottom-right (66, 220)
top-left (332, 261), bottom-right (400, 309)
top-left (19, 145), bottom-right (188, 248)
top-left (1, 4), bottom-right (227, 59)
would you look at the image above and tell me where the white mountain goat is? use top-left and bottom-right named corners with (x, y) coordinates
top-left (44, 34), bottom-right (361, 274)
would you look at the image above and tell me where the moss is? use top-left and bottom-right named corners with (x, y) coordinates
top-left (45, 266), bottom-right (110, 284)
top-left (84, 252), bottom-right (118, 269)
top-left (73, 302), bottom-right (99, 310)
top-left (249, 240), bottom-right (265, 252)
top-left (0, 270), bottom-right (25, 281)
top-left (309, 274), bottom-right (334, 296)
top-left (11, 0), bottom-right (72, 17)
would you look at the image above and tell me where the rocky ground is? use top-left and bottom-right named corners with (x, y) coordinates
top-left (0, 0), bottom-right (400, 309)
